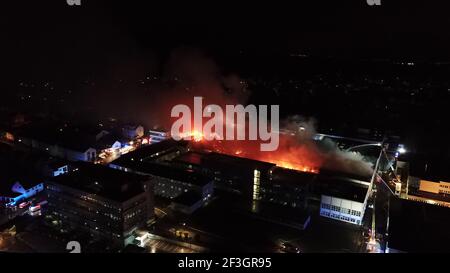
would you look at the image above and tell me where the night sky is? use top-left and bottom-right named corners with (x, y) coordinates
top-left (1, 1), bottom-right (450, 159)
top-left (3, 0), bottom-right (450, 82)
top-left (1, 1), bottom-right (450, 256)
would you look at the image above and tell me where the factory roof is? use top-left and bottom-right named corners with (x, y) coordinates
top-left (204, 152), bottom-right (276, 172)
top-left (314, 174), bottom-right (369, 203)
top-left (50, 162), bottom-right (149, 202)
top-left (269, 167), bottom-right (318, 187)
top-left (111, 147), bottom-right (211, 187)
top-left (388, 198), bottom-right (450, 252)
top-left (409, 156), bottom-right (450, 182)
top-left (251, 165), bottom-right (372, 204)
top-left (112, 139), bottom-right (188, 165)
top-left (141, 163), bottom-right (212, 187)
top-left (173, 151), bottom-right (205, 166)
top-left (173, 151), bottom-right (276, 175)
top-left (319, 168), bottom-right (372, 183)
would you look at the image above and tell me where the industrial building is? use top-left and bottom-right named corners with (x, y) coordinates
top-left (172, 150), bottom-right (275, 198)
top-left (262, 167), bottom-right (316, 209)
top-left (418, 180), bottom-right (450, 195)
top-left (318, 177), bottom-right (370, 225)
top-left (109, 139), bottom-right (213, 209)
top-left (46, 163), bottom-right (155, 248)
top-left (172, 147), bottom-right (372, 226)
top-left (109, 138), bottom-right (373, 226)
top-left (403, 158), bottom-right (450, 207)
top-left (261, 167), bottom-right (371, 225)
top-left (387, 198), bottom-right (450, 253)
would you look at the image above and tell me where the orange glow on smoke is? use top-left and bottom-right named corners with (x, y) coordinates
top-left (179, 130), bottom-right (204, 142)
top-left (268, 160), bottom-right (319, 173)
top-left (189, 133), bottom-right (321, 174)
top-left (167, 97), bottom-right (321, 174)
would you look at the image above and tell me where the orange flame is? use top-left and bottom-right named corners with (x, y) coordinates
top-left (189, 133), bottom-right (322, 174)
top-left (179, 130), bottom-right (204, 142)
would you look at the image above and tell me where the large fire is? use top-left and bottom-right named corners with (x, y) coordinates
top-left (166, 94), bottom-right (322, 174)
top-left (179, 130), bottom-right (204, 142)
top-left (182, 130), bottom-right (321, 174)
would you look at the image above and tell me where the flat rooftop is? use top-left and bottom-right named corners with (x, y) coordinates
top-left (269, 167), bottom-right (318, 187)
top-left (174, 151), bottom-right (276, 174)
top-left (112, 151), bottom-right (211, 187)
top-left (388, 198), bottom-right (450, 252)
top-left (114, 140), bottom-right (373, 201)
top-left (205, 152), bottom-right (276, 172)
top-left (137, 163), bottom-right (212, 187)
top-left (319, 168), bottom-right (371, 183)
top-left (409, 156), bottom-right (450, 182)
top-left (173, 151), bottom-right (205, 166)
top-left (113, 139), bottom-right (188, 165)
top-left (314, 174), bottom-right (369, 203)
top-left (50, 163), bottom-right (149, 202)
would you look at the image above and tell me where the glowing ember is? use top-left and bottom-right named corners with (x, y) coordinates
top-left (179, 130), bottom-right (204, 142)
top-left (191, 130), bottom-right (204, 142)
top-left (189, 133), bottom-right (322, 174)
top-left (170, 112), bottom-right (321, 174)
top-left (271, 160), bottom-right (319, 173)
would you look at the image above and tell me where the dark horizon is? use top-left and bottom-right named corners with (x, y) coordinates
top-left (1, 0), bottom-right (450, 258)
top-left (3, 1), bottom-right (450, 77)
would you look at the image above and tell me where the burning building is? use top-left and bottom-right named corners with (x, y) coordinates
top-left (172, 150), bottom-right (276, 199)
top-left (109, 134), bottom-right (375, 225)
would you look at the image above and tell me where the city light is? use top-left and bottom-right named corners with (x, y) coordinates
top-left (2, 2), bottom-right (449, 257)
top-left (397, 144), bottom-right (406, 154)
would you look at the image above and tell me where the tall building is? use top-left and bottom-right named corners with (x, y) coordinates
top-left (46, 163), bottom-right (154, 248)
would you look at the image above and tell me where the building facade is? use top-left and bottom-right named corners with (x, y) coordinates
top-left (419, 179), bottom-right (450, 195)
top-left (320, 195), bottom-right (366, 225)
top-left (46, 164), bottom-right (154, 248)
top-left (318, 177), bottom-right (371, 225)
